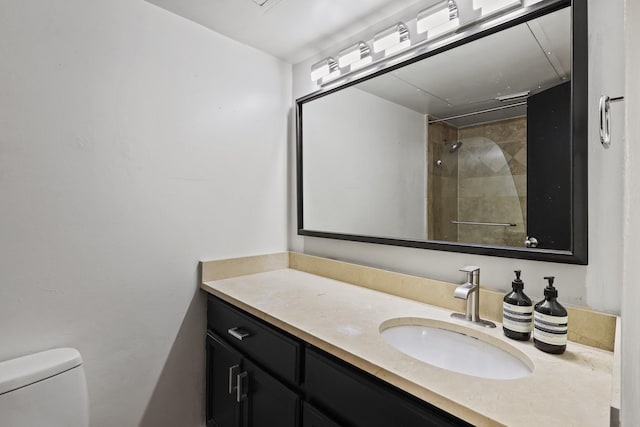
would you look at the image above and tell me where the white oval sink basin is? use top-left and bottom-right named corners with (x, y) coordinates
top-left (380, 319), bottom-right (533, 380)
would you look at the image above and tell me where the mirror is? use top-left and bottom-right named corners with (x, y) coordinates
top-left (297, 0), bottom-right (587, 264)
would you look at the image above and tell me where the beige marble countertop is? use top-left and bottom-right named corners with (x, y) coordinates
top-left (202, 268), bottom-right (613, 427)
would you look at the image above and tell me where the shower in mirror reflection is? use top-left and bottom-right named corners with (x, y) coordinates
top-left (445, 139), bottom-right (463, 153)
top-left (435, 139), bottom-right (463, 166)
top-left (427, 118), bottom-right (527, 247)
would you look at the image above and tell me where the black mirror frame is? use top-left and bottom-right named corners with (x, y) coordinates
top-left (296, 0), bottom-right (587, 265)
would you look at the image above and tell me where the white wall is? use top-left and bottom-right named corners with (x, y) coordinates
top-left (622, 0), bottom-right (640, 423)
top-left (303, 87), bottom-right (426, 239)
top-left (289, 0), bottom-right (625, 313)
top-left (0, 1), bottom-right (290, 426)
top-left (585, 0), bottom-right (626, 314)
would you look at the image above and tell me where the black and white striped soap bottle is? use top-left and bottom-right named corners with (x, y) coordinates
top-left (533, 276), bottom-right (568, 354)
top-left (502, 270), bottom-right (533, 341)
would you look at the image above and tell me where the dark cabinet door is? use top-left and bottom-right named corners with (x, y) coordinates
top-left (206, 333), bottom-right (243, 427)
top-left (241, 358), bottom-right (300, 427)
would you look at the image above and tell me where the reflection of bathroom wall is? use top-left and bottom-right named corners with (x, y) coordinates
top-left (427, 117), bottom-right (526, 246)
top-left (458, 117), bottom-right (527, 247)
top-left (427, 120), bottom-right (458, 241)
top-left (305, 87), bottom-right (426, 239)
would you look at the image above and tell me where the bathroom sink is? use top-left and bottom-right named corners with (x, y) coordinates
top-left (380, 319), bottom-right (532, 380)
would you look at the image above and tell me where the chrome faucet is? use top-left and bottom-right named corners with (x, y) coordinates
top-left (450, 266), bottom-right (496, 328)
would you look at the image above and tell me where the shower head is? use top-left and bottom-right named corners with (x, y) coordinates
top-left (449, 141), bottom-right (463, 153)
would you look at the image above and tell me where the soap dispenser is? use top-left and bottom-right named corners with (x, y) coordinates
top-left (502, 270), bottom-right (532, 341)
top-left (533, 276), bottom-right (568, 354)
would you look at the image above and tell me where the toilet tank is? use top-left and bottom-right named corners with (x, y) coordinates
top-left (0, 348), bottom-right (89, 427)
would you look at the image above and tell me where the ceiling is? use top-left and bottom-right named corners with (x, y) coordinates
top-left (145, 0), bottom-right (432, 64)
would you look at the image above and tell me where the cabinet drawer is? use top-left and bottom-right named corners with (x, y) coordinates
top-left (305, 347), bottom-right (472, 427)
top-left (207, 295), bottom-right (301, 386)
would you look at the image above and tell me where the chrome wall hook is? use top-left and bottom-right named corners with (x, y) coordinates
top-left (599, 95), bottom-right (625, 148)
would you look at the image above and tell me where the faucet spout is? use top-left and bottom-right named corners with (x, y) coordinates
top-left (453, 282), bottom-right (477, 300)
top-left (450, 266), bottom-right (496, 328)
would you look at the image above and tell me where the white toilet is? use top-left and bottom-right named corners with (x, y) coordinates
top-left (0, 348), bottom-right (89, 427)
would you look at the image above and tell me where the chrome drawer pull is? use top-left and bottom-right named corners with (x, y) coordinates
top-left (236, 371), bottom-right (248, 403)
top-left (228, 365), bottom-right (240, 395)
top-left (228, 327), bottom-right (250, 341)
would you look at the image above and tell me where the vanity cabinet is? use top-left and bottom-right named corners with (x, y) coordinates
top-left (206, 295), bottom-right (471, 427)
top-left (206, 296), bottom-right (301, 427)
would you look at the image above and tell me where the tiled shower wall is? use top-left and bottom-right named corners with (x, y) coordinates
top-left (457, 117), bottom-right (527, 247)
top-left (428, 117), bottom-right (527, 247)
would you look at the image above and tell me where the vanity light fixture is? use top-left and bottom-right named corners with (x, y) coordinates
top-left (310, 0), bottom-right (525, 86)
top-left (417, 0), bottom-right (460, 38)
top-left (310, 57), bottom-right (339, 82)
top-left (473, 0), bottom-right (522, 18)
top-left (338, 41), bottom-right (372, 70)
top-left (373, 22), bottom-right (410, 55)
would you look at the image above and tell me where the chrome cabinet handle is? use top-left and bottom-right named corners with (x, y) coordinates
top-left (228, 365), bottom-right (240, 395)
top-left (236, 371), bottom-right (248, 403)
top-left (599, 95), bottom-right (611, 148)
top-left (227, 327), bottom-right (250, 341)
top-left (599, 95), bottom-right (624, 148)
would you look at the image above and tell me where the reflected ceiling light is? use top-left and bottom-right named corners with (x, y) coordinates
top-left (310, 57), bottom-right (339, 82)
top-left (417, 1), bottom-right (460, 38)
top-left (496, 91), bottom-right (530, 102)
top-left (473, 0), bottom-right (522, 17)
top-left (373, 22), bottom-right (410, 55)
top-left (338, 41), bottom-right (372, 70)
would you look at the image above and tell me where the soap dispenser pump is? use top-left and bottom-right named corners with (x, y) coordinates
top-left (502, 270), bottom-right (533, 341)
top-left (533, 276), bottom-right (568, 354)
